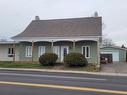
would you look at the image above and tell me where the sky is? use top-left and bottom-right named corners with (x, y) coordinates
top-left (0, 0), bottom-right (127, 46)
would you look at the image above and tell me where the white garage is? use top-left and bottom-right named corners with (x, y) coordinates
top-left (101, 51), bottom-right (119, 62)
top-left (100, 46), bottom-right (126, 63)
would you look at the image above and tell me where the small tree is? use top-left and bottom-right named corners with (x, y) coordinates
top-left (121, 44), bottom-right (126, 48)
top-left (39, 53), bottom-right (58, 66)
top-left (64, 52), bottom-right (88, 67)
top-left (102, 38), bottom-right (115, 47)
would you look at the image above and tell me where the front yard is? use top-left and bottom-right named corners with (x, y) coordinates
top-left (0, 61), bottom-right (99, 72)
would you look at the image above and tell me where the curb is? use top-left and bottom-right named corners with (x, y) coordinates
top-left (0, 68), bottom-right (127, 77)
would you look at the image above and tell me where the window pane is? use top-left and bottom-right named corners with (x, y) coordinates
top-left (8, 48), bottom-right (11, 54)
top-left (63, 48), bottom-right (67, 56)
top-left (38, 46), bottom-right (45, 57)
top-left (30, 46), bottom-right (32, 56)
top-left (12, 48), bottom-right (14, 54)
top-left (82, 46), bottom-right (90, 58)
top-left (86, 47), bottom-right (89, 57)
top-left (8, 48), bottom-right (14, 55)
top-left (26, 46), bottom-right (32, 57)
top-left (83, 47), bottom-right (85, 56)
top-left (26, 46), bottom-right (28, 56)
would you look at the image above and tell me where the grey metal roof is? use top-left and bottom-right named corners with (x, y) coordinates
top-left (12, 17), bottom-right (102, 38)
top-left (0, 41), bottom-right (18, 44)
top-left (101, 46), bottom-right (127, 50)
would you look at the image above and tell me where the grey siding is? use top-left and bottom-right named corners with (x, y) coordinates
top-left (19, 42), bottom-right (32, 61)
top-left (119, 49), bottom-right (126, 62)
top-left (76, 41), bottom-right (97, 64)
top-left (18, 41), bottom-right (97, 64)
top-left (19, 42), bottom-right (51, 61)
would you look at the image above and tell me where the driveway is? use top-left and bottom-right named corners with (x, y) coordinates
top-left (101, 62), bottom-right (127, 74)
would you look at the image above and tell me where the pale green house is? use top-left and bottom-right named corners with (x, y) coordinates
top-left (1, 16), bottom-right (102, 66)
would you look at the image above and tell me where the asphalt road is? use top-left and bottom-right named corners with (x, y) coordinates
top-left (0, 70), bottom-right (127, 95)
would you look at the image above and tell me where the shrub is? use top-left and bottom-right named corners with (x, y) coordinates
top-left (39, 53), bottom-right (58, 66)
top-left (64, 52), bottom-right (88, 67)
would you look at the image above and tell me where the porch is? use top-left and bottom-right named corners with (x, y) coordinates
top-left (13, 39), bottom-right (100, 66)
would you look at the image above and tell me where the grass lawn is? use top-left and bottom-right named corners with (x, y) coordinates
top-left (0, 61), bottom-right (99, 72)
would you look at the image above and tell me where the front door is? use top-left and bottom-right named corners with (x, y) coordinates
top-left (61, 46), bottom-right (69, 61)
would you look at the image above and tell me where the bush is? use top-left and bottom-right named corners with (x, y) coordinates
top-left (64, 52), bottom-right (88, 67)
top-left (39, 53), bottom-right (58, 66)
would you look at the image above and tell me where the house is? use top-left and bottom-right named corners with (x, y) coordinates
top-left (100, 46), bottom-right (127, 63)
top-left (0, 41), bottom-right (19, 61)
top-left (0, 16), bottom-right (102, 67)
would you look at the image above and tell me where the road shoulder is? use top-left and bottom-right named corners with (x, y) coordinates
top-left (0, 67), bottom-right (127, 77)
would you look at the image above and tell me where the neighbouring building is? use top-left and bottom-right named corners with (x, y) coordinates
top-left (0, 41), bottom-right (19, 61)
top-left (0, 16), bottom-right (102, 67)
top-left (100, 46), bottom-right (127, 63)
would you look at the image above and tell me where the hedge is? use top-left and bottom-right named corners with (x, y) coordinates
top-left (39, 53), bottom-right (58, 66)
top-left (64, 52), bottom-right (88, 67)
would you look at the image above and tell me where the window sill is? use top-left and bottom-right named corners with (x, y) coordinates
top-left (8, 54), bottom-right (14, 57)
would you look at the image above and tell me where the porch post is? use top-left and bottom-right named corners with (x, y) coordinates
top-left (97, 39), bottom-right (100, 68)
top-left (73, 40), bottom-right (75, 52)
top-left (51, 40), bottom-right (54, 52)
top-left (13, 41), bottom-right (16, 62)
top-left (32, 41), bottom-right (34, 62)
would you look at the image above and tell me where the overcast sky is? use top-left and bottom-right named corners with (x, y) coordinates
top-left (0, 0), bottom-right (127, 46)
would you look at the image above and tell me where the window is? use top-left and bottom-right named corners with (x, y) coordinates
top-left (38, 46), bottom-right (45, 57)
top-left (53, 46), bottom-right (60, 57)
top-left (26, 46), bottom-right (32, 57)
top-left (8, 47), bottom-right (14, 57)
top-left (82, 46), bottom-right (90, 58)
top-left (63, 48), bottom-right (68, 57)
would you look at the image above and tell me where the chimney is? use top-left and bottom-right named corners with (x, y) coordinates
top-left (35, 16), bottom-right (40, 20)
top-left (94, 11), bottom-right (98, 17)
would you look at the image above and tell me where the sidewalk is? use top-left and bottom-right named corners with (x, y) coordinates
top-left (0, 67), bottom-right (127, 77)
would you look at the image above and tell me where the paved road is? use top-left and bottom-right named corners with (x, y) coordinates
top-left (0, 70), bottom-right (127, 95)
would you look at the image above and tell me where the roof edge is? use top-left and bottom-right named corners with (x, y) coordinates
top-left (32, 16), bottom-right (102, 21)
top-left (101, 46), bottom-right (127, 50)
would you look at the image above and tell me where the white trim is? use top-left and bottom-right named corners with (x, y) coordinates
top-left (100, 50), bottom-right (119, 52)
top-left (12, 36), bottom-right (101, 39)
top-left (38, 46), bottom-right (45, 57)
top-left (82, 46), bottom-right (90, 58)
top-left (25, 46), bottom-right (32, 57)
top-left (100, 51), bottom-right (119, 61)
top-left (8, 47), bottom-right (14, 57)
top-left (12, 36), bottom-right (100, 42)
top-left (61, 46), bottom-right (69, 61)
top-left (53, 46), bottom-right (60, 57)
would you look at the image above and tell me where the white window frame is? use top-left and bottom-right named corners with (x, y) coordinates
top-left (25, 46), bottom-right (32, 57)
top-left (61, 46), bottom-right (69, 61)
top-left (82, 46), bottom-right (90, 58)
top-left (8, 47), bottom-right (14, 57)
top-left (38, 46), bottom-right (45, 57)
